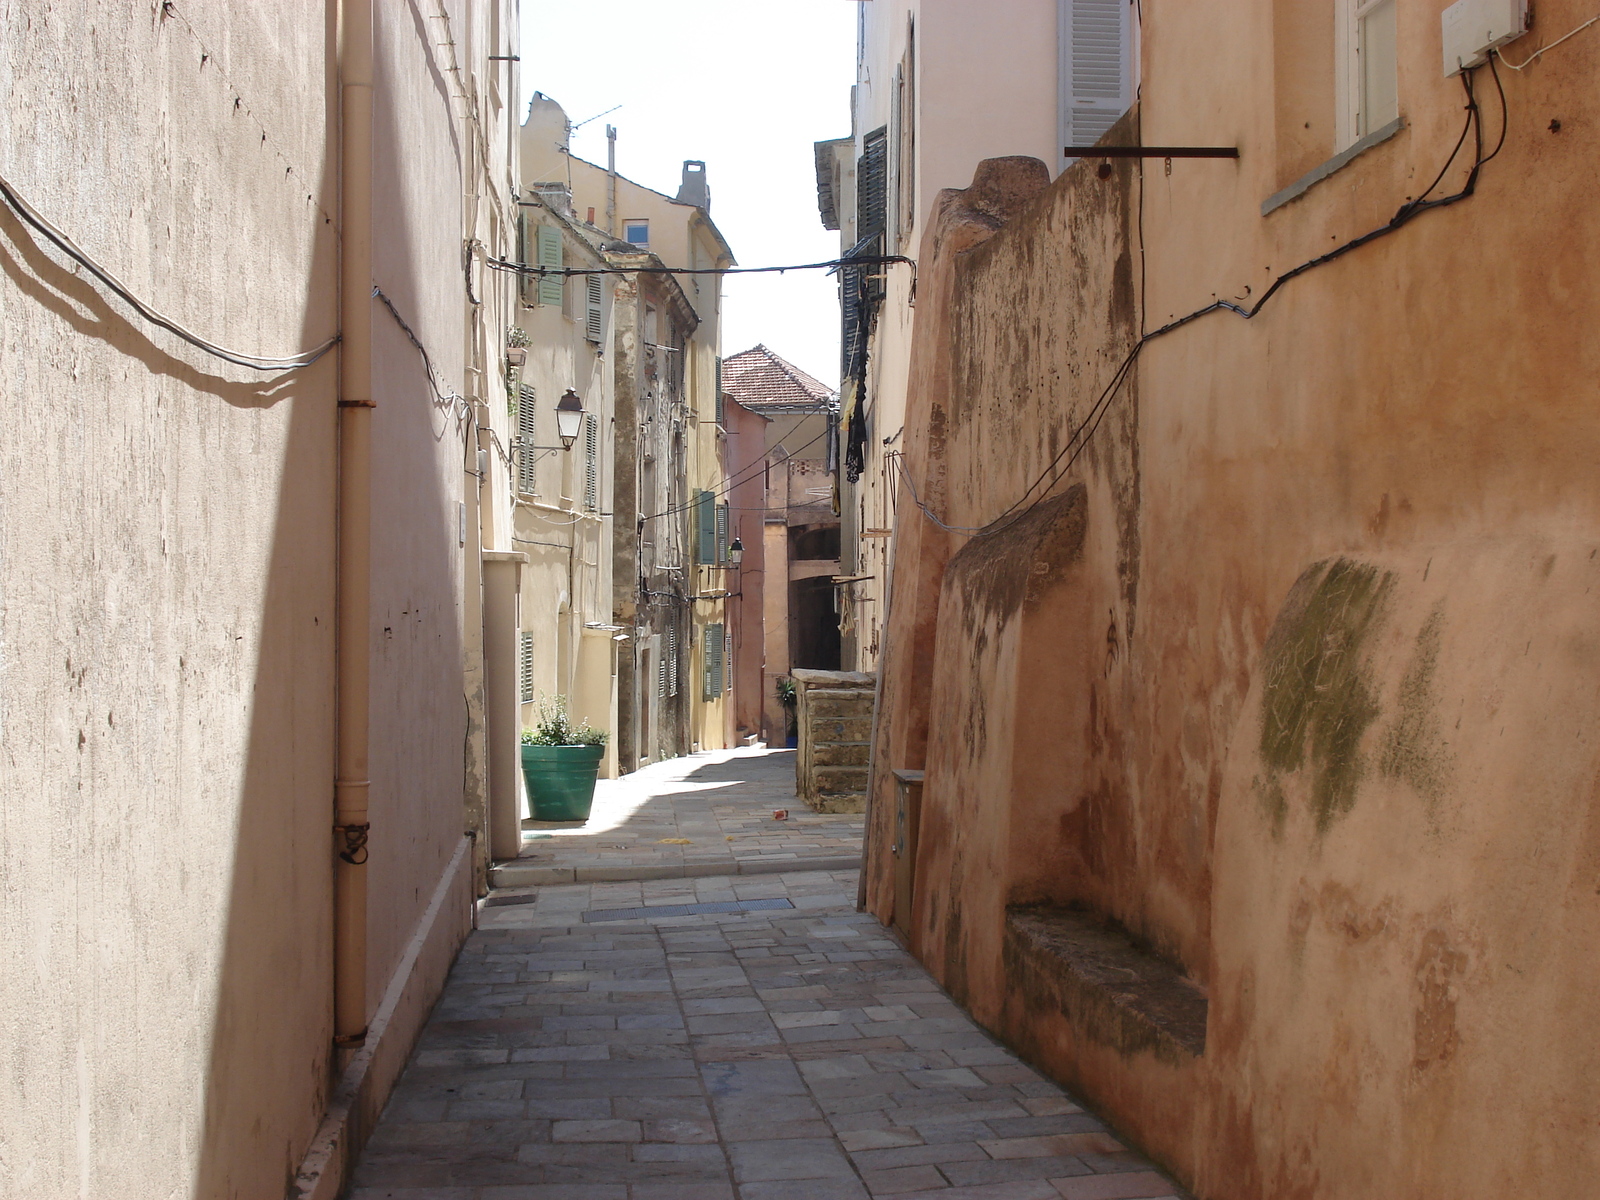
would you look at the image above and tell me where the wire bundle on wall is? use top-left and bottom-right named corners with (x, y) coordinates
top-left (900, 59), bottom-right (1509, 542)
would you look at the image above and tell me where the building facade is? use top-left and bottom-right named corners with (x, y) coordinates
top-left (818, 0), bottom-right (1136, 669)
top-left (0, 2), bottom-right (523, 1197)
top-left (865, 2), bottom-right (1600, 1197)
top-left (520, 95), bottom-right (738, 771)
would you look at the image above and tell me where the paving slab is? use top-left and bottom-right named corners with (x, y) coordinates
top-left (491, 746), bottom-right (862, 887)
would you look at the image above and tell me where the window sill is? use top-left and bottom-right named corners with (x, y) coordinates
top-left (1261, 117), bottom-right (1405, 217)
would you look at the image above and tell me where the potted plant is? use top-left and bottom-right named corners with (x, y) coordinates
top-left (520, 696), bottom-right (609, 822)
top-left (505, 325), bottom-right (531, 369)
top-left (776, 677), bottom-right (799, 749)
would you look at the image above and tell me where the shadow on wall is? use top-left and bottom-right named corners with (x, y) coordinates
top-left (190, 8), bottom-right (469, 1195)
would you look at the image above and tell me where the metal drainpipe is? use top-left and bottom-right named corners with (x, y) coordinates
top-left (334, 0), bottom-right (374, 1055)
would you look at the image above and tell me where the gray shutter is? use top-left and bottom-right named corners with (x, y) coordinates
top-left (1060, 0), bottom-right (1129, 160)
top-left (714, 357), bottom-right (726, 426)
top-left (715, 503), bottom-right (728, 565)
top-left (696, 490), bottom-right (716, 564)
top-left (518, 630), bottom-right (534, 703)
top-left (517, 213), bottom-right (533, 306)
top-left (585, 273), bottom-right (603, 342)
top-left (857, 128), bottom-right (889, 239)
top-left (584, 415), bottom-right (598, 511)
top-left (516, 384), bottom-right (538, 494)
top-left (667, 623), bottom-right (678, 696)
top-left (536, 224), bottom-right (564, 307)
top-left (658, 648), bottom-right (668, 698)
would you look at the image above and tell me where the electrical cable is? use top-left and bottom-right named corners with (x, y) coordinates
top-left (0, 167), bottom-right (338, 372)
top-left (1496, 12), bottom-right (1600, 68)
top-left (637, 421), bottom-right (833, 524)
top-left (899, 66), bottom-right (1497, 541)
top-left (485, 253), bottom-right (916, 286)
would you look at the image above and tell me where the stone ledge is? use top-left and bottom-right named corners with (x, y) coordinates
top-left (1004, 906), bottom-right (1207, 1063)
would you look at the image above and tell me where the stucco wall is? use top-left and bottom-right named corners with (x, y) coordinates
top-left (869, 2), bottom-right (1600, 1191)
top-left (0, 3), bottom-right (493, 1195)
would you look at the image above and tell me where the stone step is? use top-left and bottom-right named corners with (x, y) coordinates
top-left (487, 853), bottom-right (862, 889)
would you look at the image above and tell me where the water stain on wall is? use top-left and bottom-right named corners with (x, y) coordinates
top-left (1259, 558), bottom-right (1396, 832)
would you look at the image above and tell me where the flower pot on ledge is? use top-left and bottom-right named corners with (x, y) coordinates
top-left (521, 743), bottom-right (604, 822)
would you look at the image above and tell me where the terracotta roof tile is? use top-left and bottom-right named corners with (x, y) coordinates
top-left (722, 345), bottom-right (837, 412)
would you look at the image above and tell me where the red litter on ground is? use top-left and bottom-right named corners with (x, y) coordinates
top-left (772, 809), bottom-right (789, 821)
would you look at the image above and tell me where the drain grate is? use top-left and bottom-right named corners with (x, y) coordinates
top-left (581, 897), bottom-right (794, 923)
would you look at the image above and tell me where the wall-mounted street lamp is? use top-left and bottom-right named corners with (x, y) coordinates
top-left (728, 537), bottom-right (744, 568)
top-left (554, 389), bottom-right (585, 450)
top-left (519, 389), bottom-right (587, 470)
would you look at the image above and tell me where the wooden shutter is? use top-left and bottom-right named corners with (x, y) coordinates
top-left (516, 383), bottom-right (538, 494)
top-left (584, 415), bottom-right (598, 511)
top-left (536, 224), bottom-right (564, 306)
top-left (714, 357), bottom-right (726, 426)
top-left (1060, 0), bottom-right (1129, 159)
top-left (667, 623), bottom-right (678, 696)
top-left (518, 630), bottom-right (534, 704)
top-left (658, 647), bottom-right (668, 698)
top-left (703, 624), bottom-right (724, 700)
top-left (696, 490), bottom-right (716, 564)
top-left (858, 127), bottom-right (888, 239)
top-left (715, 503), bottom-right (728, 565)
top-left (585, 273), bottom-right (603, 342)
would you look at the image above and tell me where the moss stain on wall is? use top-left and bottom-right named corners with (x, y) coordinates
top-left (1379, 603), bottom-right (1452, 808)
top-left (1259, 559), bottom-right (1396, 831)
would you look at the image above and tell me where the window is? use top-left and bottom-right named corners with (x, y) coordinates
top-left (518, 631), bottom-right (534, 704)
top-left (583, 414), bottom-right (598, 512)
top-left (1058, 0), bottom-right (1132, 166)
top-left (1340, 0), bottom-right (1398, 148)
top-left (516, 383), bottom-right (538, 494)
top-left (624, 220), bottom-right (649, 247)
top-left (703, 623), bottom-right (724, 700)
top-left (535, 224), bottom-right (564, 307)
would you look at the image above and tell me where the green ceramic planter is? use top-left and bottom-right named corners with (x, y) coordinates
top-left (521, 743), bottom-right (605, 822)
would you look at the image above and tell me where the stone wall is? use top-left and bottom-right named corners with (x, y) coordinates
top-left (793, 669), bottom-right (875, 812)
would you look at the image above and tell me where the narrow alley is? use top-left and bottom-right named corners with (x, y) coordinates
top-left (348, 748), bottom-right (1186, 1200)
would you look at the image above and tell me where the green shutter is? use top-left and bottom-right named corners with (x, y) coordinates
top-left (696, 490), bottom-right (716, 564)
top-left (536, 225), bottom-right (564, 307)
top-left (703, 624), bottom-right (724, 700)
top-left (715, 503), bottom-right (728, 565)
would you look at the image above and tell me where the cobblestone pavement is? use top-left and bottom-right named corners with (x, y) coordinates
top-left (351, 859), bottom-right (1189, 1199)
top-left (498, 747), bottom-right (863, 886)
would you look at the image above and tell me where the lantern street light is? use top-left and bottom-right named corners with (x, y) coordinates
top-left (555, 389), bottom-right (585, 450)
top-left (727, 537), bottom-right (744, 568)
top-left (519, 389), bottom-right (588, 470)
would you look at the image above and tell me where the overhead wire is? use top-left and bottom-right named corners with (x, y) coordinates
top-left (900, 65), bottom-right (1499, 541)
top-left (0, 167), bottom-right (338, 372)
top-left (1495, 11), bottom-right (1600, 68)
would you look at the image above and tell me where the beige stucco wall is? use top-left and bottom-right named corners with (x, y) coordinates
top-left (0, 3), bottom-right (510, 1195)
top-left (868, 1), bottom-right (1600, 1193)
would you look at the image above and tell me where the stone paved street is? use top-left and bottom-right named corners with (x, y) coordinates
top-left (495, 747), bottom-right (863, 887)
top-left (351, 750), bottom-right (1188, 1200)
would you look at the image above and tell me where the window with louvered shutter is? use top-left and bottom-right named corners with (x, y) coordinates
top-left (536, 224), bottom-right (564, 307)
top-left (703, 624), bottom-right (724, 700)
top-left (658, 648), bottom-right (668, 698)
top-left (519, 631), bottom-right (534, 703)
top-left (1059, 0), bottom-right (1130, 163)
top-left (714, 357), bottom-right (725, 426)
top-left (667, 623), bottom-right (678, 696)
top-left (584, 415), bottom-right (598, 511)
top-left (715, 503), bottom-right (728, 565)
top-left (696, 490), bottom-right (716, 564)
top-left (516, 383), bottom-right (539, 494)
top-left (585, 273), bottom-right (603, 343)
top-left (857, 128), bottom-right (888, 239)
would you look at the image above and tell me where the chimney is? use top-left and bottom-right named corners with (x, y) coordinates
top-left (675, 160), bottom-right (710, 211)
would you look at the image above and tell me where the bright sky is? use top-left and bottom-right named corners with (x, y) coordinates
top-left (520, 0), bottom-right (856, 387)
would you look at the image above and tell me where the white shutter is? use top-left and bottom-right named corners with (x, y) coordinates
top-left (516, 383), bottom-right (538, 494)
top-left (1059, 0), bottom-right (1130, 164)
top-left (584, 415), bottom-right (599, 511)
top-left (667, 623), bottom-right (678, 697)
top-left (518, 631), bottom-right (534, 704)
top-left (585, 274), bottom-right (603, 343)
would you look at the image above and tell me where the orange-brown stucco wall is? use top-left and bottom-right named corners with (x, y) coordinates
top-left (866, 6), bottom-right (1600, 1194)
